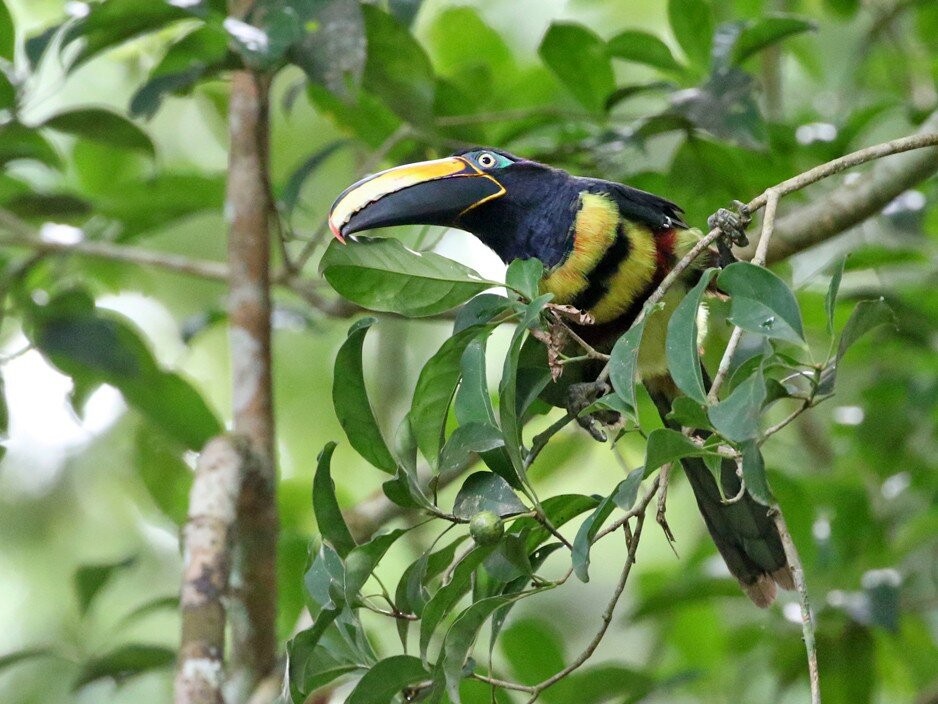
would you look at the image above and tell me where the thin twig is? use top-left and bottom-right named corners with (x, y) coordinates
top-left (770, 506), bottom-right (821, 704)
top-left (655, 463), bottom-right (675, 544)
top-left (524, 516), bottom-right (646, 703)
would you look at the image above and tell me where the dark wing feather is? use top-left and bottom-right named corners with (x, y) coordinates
top-left (579, 177), bottom-right (689, 231)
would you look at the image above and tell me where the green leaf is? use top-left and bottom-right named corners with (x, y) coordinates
top-left (438, 424), bottom-right (505, 477)
top-left (439, 593), bottom-right (530, 703)
top-left (666, 268), bottom-right (717, 403)
top-left (419, 546), bottom-right (492, 663)
top-left (290, 0), bottom-right (366, 96)
top-left (731, 16), bottom-right (816, 65)
top-left (347, 655), bottom-right (428, 704)
top-left (345, 528), bottom-right (409, 604)
top-left (74, 556), bottom-right (137, 616)
top-left (41, 108), bottom-right (155, 156)
top-left (0, 0), bottom-right (13, 61)
top-left (60, 0), bottom-right (191, 72)
top-left (668, 0), bottom-right (714, 69)
top-left (572, 469), bottom-right (643, 582)
top-left (453, 471), bottom-right (526, 519)
top-left (332, 318), bottom-right (397, 473)
top-left (454, 337), bottom-right (495, 425)
top-left (740, 440), bottom-right (773, 506)
top-left (320, 238), bottom-right (496, 317)
top-left (666, 396), bottom-right (711, 429)
top-left (313, 442), bottom-right (357, 558)
top-left (0, 122), bottom-right (61, 168)
top-left (608, 318), bottom-right (648, 413)
top-left (135, 425), bottom-right (192, 525)
top-left (129, 23), bottom-right (232, 119)
top-left (395, 535), bottom-right (468, 645)
top-left (644, 428), bottom-right (712, 473)
top-left (512, 493), bottom-right (600, 553)
top-left (453, 294), bottom-right (512, 334)
top-left (837, 298), bottom-right (894, 362)
top-left (279, 140), bottom-right (350, 217)
top-left (27, 290), bottom-right (221, 450)
top-left (539, 22), bottom-right (614, 114)
top-left (505, 258), bottom-right (544, 301)
top-left (410, 325), bottom-right (490, 466)
top-left (708, 364), bottom-right (766, 442)
top-left (0, 648), bottom-right (56, 675)
top-left (825, 257), bottom-right (846, 336)
top-left (361, 5), bottom-right (435, 125)
top-left (608, 30), bottom-right (686, 73)
top-left (718, 262), bottom-right (804, 344)
top-left (73, 644), bottom-right (175, 691)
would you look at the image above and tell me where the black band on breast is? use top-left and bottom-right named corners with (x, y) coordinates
top-left (570, 222), bottom-right (632, 312)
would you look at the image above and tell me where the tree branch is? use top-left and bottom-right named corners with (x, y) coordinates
top-left (739, 114), bottom-right (938, 263)
top-left (176, 436), bottom-right (248, 704)
top-left (225, 67), bottom-right (279, 701)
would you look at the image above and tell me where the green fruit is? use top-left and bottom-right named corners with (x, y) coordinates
top-left (469, 510), bottom-right (504, 546)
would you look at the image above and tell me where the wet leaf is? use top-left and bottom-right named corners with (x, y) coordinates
top-left (719, 262), bottom-right (804, 344)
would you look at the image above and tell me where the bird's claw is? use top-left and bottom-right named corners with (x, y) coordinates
top-left (567, 380), bottom-right (616, 442)
top-left (708, 199), bottom-right (751, 254)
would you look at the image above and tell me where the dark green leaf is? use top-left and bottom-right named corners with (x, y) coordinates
top-left (453, 294), bottom-right (512, 334)
top-left (347, 655), bottom-right (428, 704)
top-left (668, 0), bottom-right (714, 68)
top-left (42, 108), bottom-right (155, 156)
top-left (454, 337), bottom-right (495, 425)
top-left (0, 122), bottom-right (61, 168)
top-left (74, 557), bottom-right (136, 616)
top-left (604, 80), bottom-right (675, 111)
top-left (708, 364), bottom-right (766, 442)
top-left (608, 318), bottom-right (647, 414)
top-left (719, 262), bottom-right (804, 344)
top-left (60, 0), bottom-right (191, 71)
top-left (389, 0), bottom-right (424, 26)
top-left (410, 325), bottom-right (490, 466)
top-left (320, 238), bottom-right (496, 317)
top-left (666, 268), bottom-right (716, 403)
top-left (0, 0), bottom-right (13, 60)
top-left (313, 442), bottom-right (357, 558)
top-left (670, 67), bottom-right (765, 148)
top-left (345, 528), bottom-right (408, 603)
top-left (290, 0), bottom-right (366, 95)
top-left (644, 428), bottom-right (712, 473)
top-left (27, 290), bottom-right (221, 450)
top-left (134, 425), bottom-right (192, 525)
top-left (667, 396), bottom-right (711, 429)
top-left (361, 5), bottom-right (435, 125)
top-left (279, 140), bottom-right (350, 217)
top-left (483, 534), bottom-right (534, 582)
top-left (0, 69), bottom-right (14, 112)
top-left (395, 535), bottom-right (468, 643)
top-left (505, 258), bottom-right (543, 301)
top-left (440, 593), bottom-right (530, 702)
top-left (608, 30), bottom-right (686, 73)
top-left (740, 440), bottom-right (773, 505)
top-left (129, 23), bottom-right (232, 119)
top-left (837, 298), bottom-right (894, 362)
top-left (512, 494), bottom-right (600, 553)
top-left (73, 644), bottom-right (175, 691)
top-left (731, 16), bottom-right (816, 65)
top-left (3, 192), bottom-right (91, 220)
top-left (453, 471), bottom-right (526, 519)
top-left (332, 318), bottom-right (397, 473)
top-left (572, 469), bottom-right (643, 582)
top-left (825, 257), bottom-right (846, 336)
top-left (539, 22), bottom-right (614, 114)
top-left (0, 648), bottom-right (56, 674)
top-left (438, 424), bottom-right (505, 477)
top-left (420, 546), bottom-right (492, 663)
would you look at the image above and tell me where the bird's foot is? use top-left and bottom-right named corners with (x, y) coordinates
top-left (566, 380), bottom-right (618, 442)
top-left (708, 200), bottom-right (751, 267)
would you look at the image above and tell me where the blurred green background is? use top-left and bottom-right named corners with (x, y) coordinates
top-left (0, 0), bottom-right (936, 702)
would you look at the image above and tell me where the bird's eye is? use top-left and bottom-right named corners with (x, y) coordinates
top-left (476, 152), bottom-right (497, 168)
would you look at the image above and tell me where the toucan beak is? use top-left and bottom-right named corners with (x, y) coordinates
top-left (328, 156), bottom-right (506, 243)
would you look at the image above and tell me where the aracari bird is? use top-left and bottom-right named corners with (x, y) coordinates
top-left (328, 148), bottom-right (794, 606)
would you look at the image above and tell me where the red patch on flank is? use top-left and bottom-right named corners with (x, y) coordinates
top-left (655, 229), bottom-right (677, 271)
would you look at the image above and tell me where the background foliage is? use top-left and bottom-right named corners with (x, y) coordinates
top-left (0, 0), bottom-right (936, 703)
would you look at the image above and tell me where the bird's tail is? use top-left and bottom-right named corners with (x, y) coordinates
top-left (645, 374), bottom-right (794, 607)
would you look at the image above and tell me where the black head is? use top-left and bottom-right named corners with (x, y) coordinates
top-left (328, 148), bottom-right (580, 267)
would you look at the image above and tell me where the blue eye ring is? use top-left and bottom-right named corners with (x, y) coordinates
top-left (474, 150), bottom-right (511, 170)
